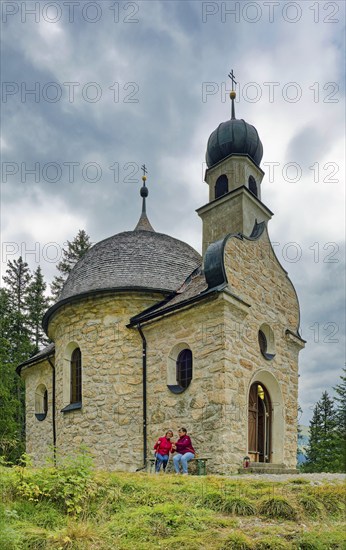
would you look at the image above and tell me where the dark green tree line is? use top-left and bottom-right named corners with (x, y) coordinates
top-left (51, 229), bottom-right (92, 299)
top-left (0, 258), bottom-right (36, 461)
top-left (303, 375), bottom-right (346, 473)
top-left (1, 231), bottom-right (91, 463)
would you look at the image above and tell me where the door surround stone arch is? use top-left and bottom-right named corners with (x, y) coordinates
top-left (247, 370), bottom-right (284, 464)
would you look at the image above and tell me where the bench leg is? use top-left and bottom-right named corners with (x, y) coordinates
top-left (196, 460), bottom-right (206, 475)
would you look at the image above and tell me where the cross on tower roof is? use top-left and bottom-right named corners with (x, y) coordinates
top-left (141, 164), bottom-right (148, 178)
top-left (228, 69), bottom-right (237, 92)
top-left (228, 69), bottom-right (237, 120)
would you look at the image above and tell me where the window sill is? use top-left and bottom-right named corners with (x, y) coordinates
top-left (61, 402), bottom-right (82, 413)
top-left (167, 384), bottom-right (189, 394)
top-left (35, 413), bottom-right (47, 421)
top-left (261, 353), bottom-right (275, 361)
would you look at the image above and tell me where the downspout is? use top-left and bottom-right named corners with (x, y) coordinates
top-left (137, 323), bottom-right (147, 468)
top-left (47, 356), bottom-right (56, 465)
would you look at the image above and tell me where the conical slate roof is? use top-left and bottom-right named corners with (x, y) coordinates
top-left (59, 230), bottom-right (201, 301)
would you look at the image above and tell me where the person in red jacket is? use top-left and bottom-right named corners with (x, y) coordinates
top-left (153, 430), bottom-right (174, 473)
top-left (172, 427), bottom-right (195, 475)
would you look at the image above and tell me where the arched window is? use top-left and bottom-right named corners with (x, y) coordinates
top-left (167, 344), bottom-right (193, 394)
top-left (215, 174), bottom-right (228, 199)
top-left (176, 349), bottom-right (193, 389)
top-left (35, 384), bottom-right (48, 421)
top-left (258, 324), bottom-right (275, 360)
top-left (70, 348), bottom-right (82, 403)
top-left (258, 330), bottom-right (267, 356)
top-left (248, 175), bottom-right (258, 197)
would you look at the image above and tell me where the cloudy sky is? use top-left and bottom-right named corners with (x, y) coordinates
top-left (1, 0), bottom-right (345, 424)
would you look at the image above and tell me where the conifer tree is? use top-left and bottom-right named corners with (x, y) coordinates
top-left (333, 368), bottom-right (346, 472)
top-left (2, 257), bottom-right (31, 316)
top-left (26, 266), bottom-right (50, 353)
top-left (51, 230), bottom-right (92, 299)
top-left (0, 287), bottom-right (33, 462)
top-left (304, 391), bottom-right (339, 472)
top-left (2, 257), bottom-right (32, 356)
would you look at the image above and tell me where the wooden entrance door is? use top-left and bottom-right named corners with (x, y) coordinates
top-left (248, 383), bottom-right (271, 462)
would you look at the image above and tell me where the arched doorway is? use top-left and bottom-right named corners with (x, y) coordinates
top-left (248, 382), bottom-right (271, 462)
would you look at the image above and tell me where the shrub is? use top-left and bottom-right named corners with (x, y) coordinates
top-left (201, 490), bottom-right (224, 511)
top-left (296, 527), bottom-right (346, 549)
top-left (258, 497), bottom-right (297, 520)
top-left (13, 449), bottom-right (98, 517)
top-left (316, 489), bottom-right (345, 516)
top-left (221, 532), bottom-right (254, 549)
top-left (223, 497), bottom-right (256, 516)
top-left (289, 479), bottom-right (309, 485)
top-left (299, 496), bottom-right (323, 517)
top-left (255, 538), bottom-right (289, 549)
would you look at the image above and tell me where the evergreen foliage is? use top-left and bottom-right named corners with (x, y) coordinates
top-left (25, 266), bottom-right (51, 353)
top-left (304, 391), bottom-right (341, 472)
top-left (333, 368), bottom-right (346, 471)
top-left (0, 230), bottom-right (90, 463)
top-left (2, 256), bottom-right (31, 315)
top-left (0, 283), bottom-right (34, 462)
top-left (50, 229), bottom-right (92, 299)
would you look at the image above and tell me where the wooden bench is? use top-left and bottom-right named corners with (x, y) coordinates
top-left (148, 456), bottom-right (209, 475)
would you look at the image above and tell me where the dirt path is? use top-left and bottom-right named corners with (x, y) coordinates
top-left (232, 472), bottom-right (346, 483)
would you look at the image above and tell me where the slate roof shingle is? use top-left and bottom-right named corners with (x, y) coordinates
top-left (58, 230), bottom-right (202, 302)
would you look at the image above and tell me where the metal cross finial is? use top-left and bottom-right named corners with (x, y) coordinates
top-left (141, 164), bottom-right (148, 178)
top-left (228, 69), bottom-right (237, 92)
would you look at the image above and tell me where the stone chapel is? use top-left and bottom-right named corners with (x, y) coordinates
top-left (18, 85), bottom-right (305, 474)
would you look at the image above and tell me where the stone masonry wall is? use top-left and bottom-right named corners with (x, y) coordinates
top-left (21, 360), bottom-right (54, 464)
top-left (223, 227), bottom-right (304, 468)
top-left (45, 291), bottom-right (164, 471)
top-left (142, 296), bottom-right (233, 474)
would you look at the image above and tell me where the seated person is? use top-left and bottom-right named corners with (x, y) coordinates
top-left (172, 427), bottom-right (195, 475)
top-left (153, 430), bottom-right (174, 473)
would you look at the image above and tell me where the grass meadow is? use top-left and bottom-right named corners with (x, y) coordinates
top-left (0, 458), bottom-right (345, 549)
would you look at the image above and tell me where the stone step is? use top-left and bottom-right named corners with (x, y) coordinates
top-left (238, 465), bottom-right (298, 475)
top-left (248, 463), bottom-right (286, 469)
top-left (238, 466), bottom-right (298, 475)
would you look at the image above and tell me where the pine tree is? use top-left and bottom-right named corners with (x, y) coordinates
top-left (2, 256), bottom-right (32, 358)
top-left (333, 368), bottom-right (346, 472)
top-left (0, 288), bottom-right (33, 462)
top-left (304, 391), bottom-right (339, 472)
top-left (26, 266), bottom-right (51, 353)
top-left (2, 257), bottom-right (31, 316)
top-left (51, 230), bottom-right (92, 299)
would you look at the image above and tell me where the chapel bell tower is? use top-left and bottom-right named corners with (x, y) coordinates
top-left (197, 70), bottom-right (273, 254)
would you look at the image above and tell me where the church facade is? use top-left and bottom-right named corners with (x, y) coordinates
top-left (18, 92), bottom-right (305, 474)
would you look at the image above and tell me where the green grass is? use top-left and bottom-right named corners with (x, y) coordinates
top-left (0, 464), bottom-right (345, 549)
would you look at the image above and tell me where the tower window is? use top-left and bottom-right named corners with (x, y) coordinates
top-left (70, 348), bottom-right (82, 403)
top-left (215, 175), bottom-right (229, 199)
top-left (258, 330), bottom-right (267, 356)
top-left (248, 175), bottom-right (258, 197)
top-left (258, 324), bottom-right (275, 360)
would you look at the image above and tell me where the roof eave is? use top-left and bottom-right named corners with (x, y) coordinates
top-left (16, 347), bottom-right (55, 375)
top-left (128, 284), bottom-right (229, 327)
top-left (43, 286), bottom-right (172, 332)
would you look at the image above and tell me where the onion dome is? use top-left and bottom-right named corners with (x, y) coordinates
top-left (206, 118), bottom-right (263, 168)
top-left (206, 72), bottom-right (263, 168)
